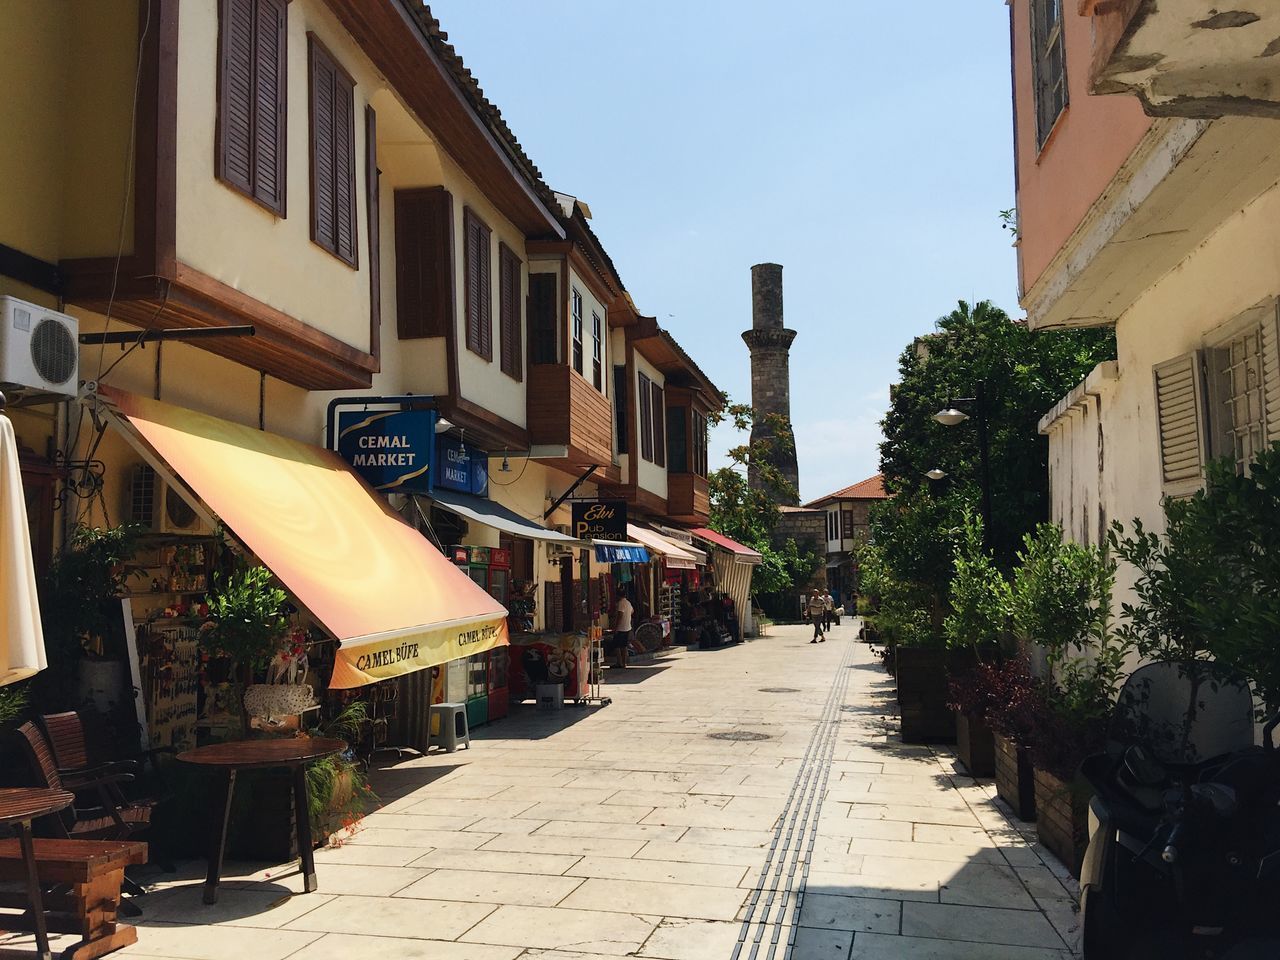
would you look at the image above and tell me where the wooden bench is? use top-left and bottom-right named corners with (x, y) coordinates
top-left (0, 838), bottom-right (146, 960)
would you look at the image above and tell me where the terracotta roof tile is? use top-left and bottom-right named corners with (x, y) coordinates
top-left (804, 473), bottom-right (888, 507)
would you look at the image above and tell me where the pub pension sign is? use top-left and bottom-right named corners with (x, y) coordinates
top-left (571, 500), bottom-right (627, 540)
top-left (336, 409), bottom-right (436, 494)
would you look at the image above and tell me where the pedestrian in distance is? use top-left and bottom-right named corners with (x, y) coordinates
top-left (822, 590), bottom-right (834, 631)
top-left (807, 590), bottom-right (827, 643)
top-left (611, 589), bottom-right (635, 668)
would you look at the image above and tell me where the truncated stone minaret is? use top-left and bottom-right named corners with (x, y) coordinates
top-left (742, 263), bottom-right (800, 505)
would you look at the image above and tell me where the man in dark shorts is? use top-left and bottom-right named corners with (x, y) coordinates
top-left (610, 589), bottom-right (635, 668)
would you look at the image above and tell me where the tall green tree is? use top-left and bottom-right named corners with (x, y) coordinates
top-left (870, 300), bottom-right (1114, 642)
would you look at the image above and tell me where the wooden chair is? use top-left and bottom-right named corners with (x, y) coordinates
top-left (14, 723), bottom-right (155, 911)
top-left (38, 712), bottom-right (172, 810)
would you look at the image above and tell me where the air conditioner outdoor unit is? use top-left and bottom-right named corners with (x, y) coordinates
top-left (0, 295), bottom-right (79, 398)
top-left (128, 464), bottom-right (213, 536)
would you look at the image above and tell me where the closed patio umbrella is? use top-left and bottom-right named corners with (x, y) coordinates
top-left (0, 396), bottom-right (45, 685)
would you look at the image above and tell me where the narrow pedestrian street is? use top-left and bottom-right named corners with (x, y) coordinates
top-left (100, 624), bottom-right (1080, 960)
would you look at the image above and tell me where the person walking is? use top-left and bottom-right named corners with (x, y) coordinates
top-left (822, 591), bottom-right (834, 631)
top-left (807, 590), bottom-right (826, 643)
top-left (611, 589), bottom-right (635, 668)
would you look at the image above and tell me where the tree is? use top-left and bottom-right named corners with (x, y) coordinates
top-left (870, 300), bottom-right (1114, 643)
top-left (708, 401), bottom-right (820, 601)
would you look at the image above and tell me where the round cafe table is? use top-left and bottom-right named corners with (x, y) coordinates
top-left (0, 788), bottom-right (75, 960)
top-left (177, 737), bottom-right (346, 904)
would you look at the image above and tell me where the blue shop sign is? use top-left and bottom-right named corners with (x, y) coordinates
top-left (434, 435), bottom-right (488, 496)
top-left (336, 409), bottom-right (436, 493)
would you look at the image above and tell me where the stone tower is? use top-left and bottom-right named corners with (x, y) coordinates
top-left (741, 263), bottom-right (800, 504)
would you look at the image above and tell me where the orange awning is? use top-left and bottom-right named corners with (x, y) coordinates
top-left (99, 388), bottom-right (508, 688)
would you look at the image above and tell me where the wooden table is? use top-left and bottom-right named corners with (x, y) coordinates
top-left (0, 838), bottom-right (147, 960)
top-left (0, 788), bottom-right (74, 960)
top-left (176, 738), bottom-right (345, 905)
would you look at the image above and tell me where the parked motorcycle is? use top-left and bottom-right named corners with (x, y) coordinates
top-left (1080, 660), bottom-right (1280, 958)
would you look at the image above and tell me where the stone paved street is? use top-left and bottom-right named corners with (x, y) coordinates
top-left (17, 623), bottom-right (1081, 959)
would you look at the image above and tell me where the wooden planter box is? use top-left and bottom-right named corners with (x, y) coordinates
top-left (896, 647), bottom-right (975, 744)
top-left (955, 711), bottom-right (995, 777)
top-left (1034, 766), bottom-right (1091, 878)
top-left (994, 732), bottom-right (1036, 821)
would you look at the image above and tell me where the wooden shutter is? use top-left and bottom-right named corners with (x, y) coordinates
top-left (638, 372), bottom-right (653, 461)
top-left (528, 273), bottom-right (558, 364)
top-left (1153, 352), bottom-right (1208, 498)
top-left (364, 105), bottom-right (380, 359)
top-left (217, 0), bottom-right (255, 197)
top-left (1260, 299), bottom-right (1280, 446)
top-left (252, 0), bottom-right (287, 212)
top-left (614, 365), bottom-right (628, 454)
top-left (652, 382), bottom-right (666, 468)
top-left (394, 188), bottom-right (453, 340)
top-left (499, 244), bottom-right (522, 380)
top-left (309, 35), bottom-right (357, 266)
top-left (464, 209), bottom-right (493, 359)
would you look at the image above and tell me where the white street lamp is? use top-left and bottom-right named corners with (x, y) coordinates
top-left (925, 468), bottom-right (947, 481)
top-left (933, 407), bottom-right (969, 427)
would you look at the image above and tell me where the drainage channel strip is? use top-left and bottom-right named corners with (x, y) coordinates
top-left (731, 636), bottom-right (855, 960)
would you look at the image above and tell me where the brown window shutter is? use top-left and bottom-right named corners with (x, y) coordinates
top-left (217, 0), bottom-right (255, 196)
top-left (309, 34), bottom-right (357, 266)
top-left (638, 372), bottom-right (653, 462)
top-left (652, 382), bottom-right (666, 468)
top-left (528, 273), bottom-right (558, 364)
top-left (499, 244), bottom-right (522, 380)
top-left (364, 105), bottom-right (379, 360)
top-left (251, 0), bottom-right (287, 213)
top-left (464, 209), bottom-right (492, 360)
top-left (393, 187), bottom-right (453, 340)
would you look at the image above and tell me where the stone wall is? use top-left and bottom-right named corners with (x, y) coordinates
top-left (743, 263), bottom-right (800, 502)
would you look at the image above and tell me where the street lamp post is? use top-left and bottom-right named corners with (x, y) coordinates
top-left (933, 382), bottom-right (993, 552)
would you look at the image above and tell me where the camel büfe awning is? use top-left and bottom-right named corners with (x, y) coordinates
top-left (99, 387), bottom-right (508, 689)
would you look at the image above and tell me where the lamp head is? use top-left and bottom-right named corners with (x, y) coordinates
top-left (925, 468), bottom-right (947, 481)
top-left (933, 407), bottom-right (969, 427)
top-left (500, 454), bottom-right (511, 473)
top-left (434, 417), bottom-right (454, 434)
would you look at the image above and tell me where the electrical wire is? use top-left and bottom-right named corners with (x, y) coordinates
top-left (484, 453), bottom-right (530, 487)
top-left (96, 0), bottom-right (152, 381)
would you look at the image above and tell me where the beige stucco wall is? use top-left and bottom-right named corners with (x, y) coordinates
top-left (633, 351), bottom-right (667, 501)
top-left (0, 2), bottom-right (135, 264)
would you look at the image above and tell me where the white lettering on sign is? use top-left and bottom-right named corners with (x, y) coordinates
top-left (350, 452), bottom-right (418, 467)
top-left (358, 435), bottom-right (411, 449)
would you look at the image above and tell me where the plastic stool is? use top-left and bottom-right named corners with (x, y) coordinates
top-left (429, 702), bottom-right (471, 753)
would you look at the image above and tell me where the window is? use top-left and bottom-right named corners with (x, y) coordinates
top-left (217, 0), bottom-right (287, 215)
top-left (309, 35), bottom-right (357, 265)
top-left (651, 381), bottom-right (666, 468)
top-left (828, 511), bottom-right (836, 542)
top-left (1210, 326), bottom-right (1267, 474)
top-left (692, 411), bottom-right (708, 477)
top-left (393, 187), bottom-right (452, 339)
top-left (638, 371), bottom-right (653, 462)
top-left (667, 407), bottom-right (688, 473)
top-left (571, 289), bottom-right (584, 375)
top-left (842, 507), bottom-right (855, 540)
top-left (1030, 0), bottom-right (1068, 148)
top-left (463, 208), bottom-right (492, 359)
top-left (529, 273), bottom-right (558, 364)
top-left (592, 312), bottom-right (603, 390)
top-left (614, 366), bottom-right (628, 454)
top-left (499, 243), bottom-right (522, 380)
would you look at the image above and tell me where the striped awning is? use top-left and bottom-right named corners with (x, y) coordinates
top-left (626, 524), bottom-right (701, 570)
top-left (593, 540), bottom-right (650, 564)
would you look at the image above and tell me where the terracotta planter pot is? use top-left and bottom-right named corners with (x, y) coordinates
top-left (994, 732), bottom-right (1036, 821)
top-left (955, 711), bottom-right (995, 777)
top-left (1033, 766), bottom-right (1091, 878)
top-left (896, 647), bottom-right (977, 744)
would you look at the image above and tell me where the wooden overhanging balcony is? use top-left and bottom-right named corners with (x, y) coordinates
top-left (666, 473), bottom-right (709, 524)
top-left (1085, 1), bottom-right (1280, 118)
top-left (527, 362), bottom-right (616, 473)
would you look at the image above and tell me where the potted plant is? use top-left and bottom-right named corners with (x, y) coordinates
top-left (203, 563), bottom-right (290, 729)
top-left (36, 523), bottom-right (144, 728)
top-left (306, 701), bottom-right (377, 841)
top-left (982, 657), bottom-right (1041, 820)
top-left (943, 514), bottom-right (1010, 774)
top-left (1011, 524), bottom-right (1126, 876)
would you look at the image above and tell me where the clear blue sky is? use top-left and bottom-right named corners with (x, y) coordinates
top-left (429, 1), bottom-right (1020, 504)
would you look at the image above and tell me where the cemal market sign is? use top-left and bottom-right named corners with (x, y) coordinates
top-left (572, 500), bottom-right (627, 540)
top-left (336, 409), bottom-right (435, 493)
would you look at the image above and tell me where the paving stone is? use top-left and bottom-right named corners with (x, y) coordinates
top-left (115, 924), bottom-right (323, 959)
top-left (518, 801), bottom-right (654, 824)
top-left (636, 917), bottom-right (742, 958)
top-left (345, 826), bottom-right (496, 849)
top-left (805, 868), bottom-right (939, 903)
top-left (311, 844), bottom-right (433, 867)
top-left (560, 877), bottom-right (746, 921)
top-left (481, 832), bottom-right (646, 859)
top-left (287, 933), bottom-right (522, 959)
top-left (410, 847), bottom-right (581, 875)
top-left (791, 925), bottom-right (854, 959)
top-left (458, 904), bottom-right (657, 953)
top-left (533, 820), bottom-right (687, 842)
top-left (797, 892), bottom-right (901, 933)
top-left (850, 933), bottom-right (1072, 959)
top-left (565, 855), bottom-right (747, 888)
top-left (635, 840), bottom-right (768, 867)
top-left (135, 887), bottom-right (334, 928)
top-left (901, 901), bottom-right (1065, 949)
top-left (394, 867), bottom-right (584, 906)
top-left (360, 812), bottom-right (481, 831)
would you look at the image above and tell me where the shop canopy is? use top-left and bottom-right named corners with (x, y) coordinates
top-left (593, 540), bottom-right (650, 564)
top-left (429, 488), bottom-right (581, 543)
top-left (98, 388), bottom-right (509, 689)
top-left (626, 524), bottom-right (701, 570)
top-left (689, 527), bottom-right (764, 564)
